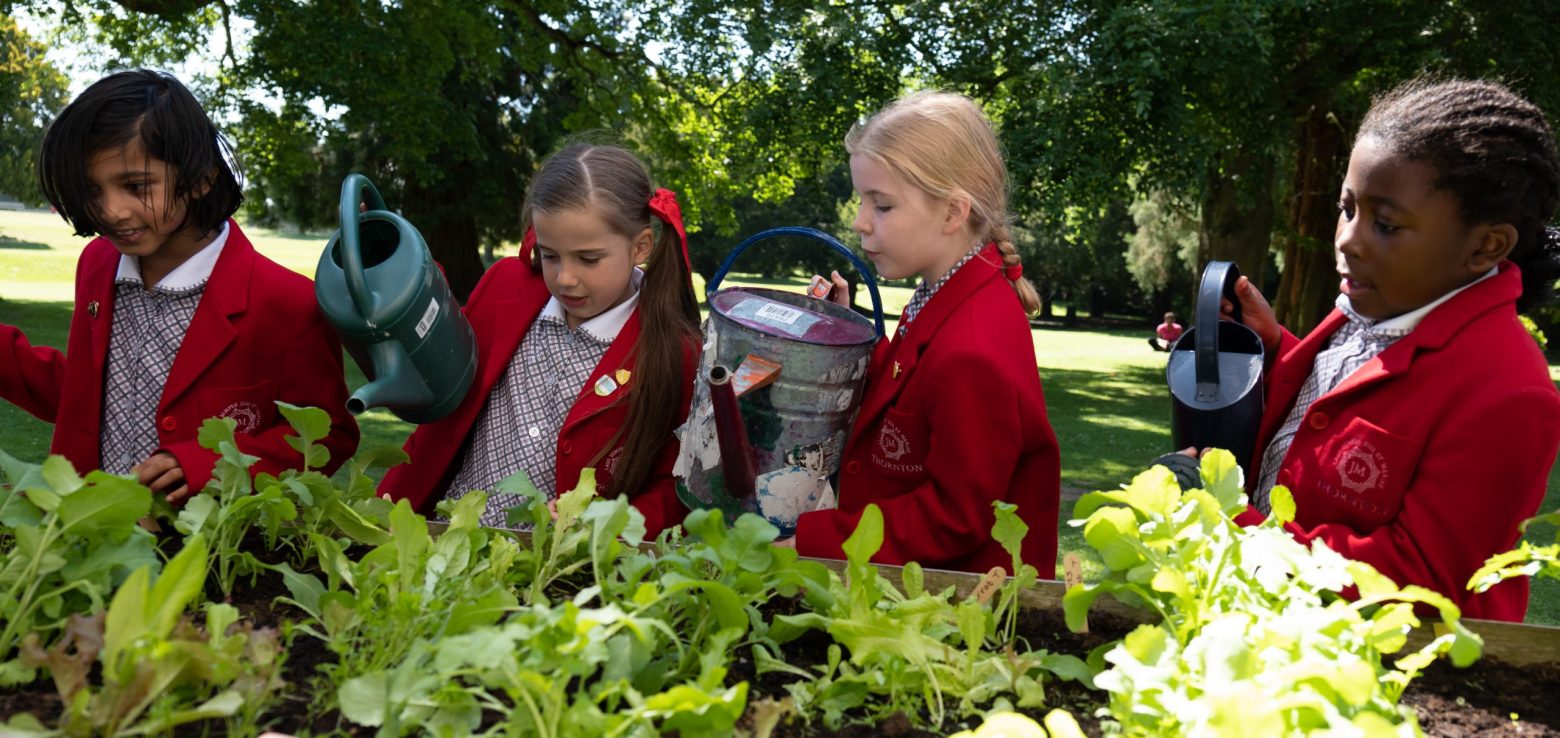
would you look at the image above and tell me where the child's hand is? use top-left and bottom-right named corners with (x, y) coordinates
top-left (808, 270), bottom-right (851, 309)
top-left (133, 452), bottom-right (192, 504)
top-left (1221, 276), bottom-right (1281, 354)
top-left (546, 498), bottom-right (559, 521)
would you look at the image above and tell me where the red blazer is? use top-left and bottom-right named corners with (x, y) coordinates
top-left (795, 245), bottom-right (1061, 575)
top-left (0, 221), bottom-right (359, 490)
top-left (378, 257), bottom-right (695, 536)
top-left (1244, 263), bottom-right (1560, 621)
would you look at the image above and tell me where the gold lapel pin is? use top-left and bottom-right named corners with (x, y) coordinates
top-left (87, 301), bottom-right (99, 318)
top-left (614, 368), bottom-right (632, 386)
top-left (892, 361), bottom-right (902, 379)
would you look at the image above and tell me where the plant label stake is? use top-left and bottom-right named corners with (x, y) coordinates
top-left (972, 566), bottom-right (1007, 605)
top-left (1063, 553), bottom-right (1087, 633)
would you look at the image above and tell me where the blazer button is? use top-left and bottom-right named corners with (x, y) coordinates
top-left (559, 440), bottom-right (573, 455)
top-left (845, 460), bottom-right (861, 474)
top-left (1308, 412), bottom-right (1328, 431)
top-left (160, 416), bottom-right (177, 432)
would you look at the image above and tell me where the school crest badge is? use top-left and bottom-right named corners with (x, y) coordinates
top-left (1336, 441), bottom-right (1388, 494)
top-left (221, 401), bottom-right (263, 434)
top-left (878, 419), bottom-right (910, 461)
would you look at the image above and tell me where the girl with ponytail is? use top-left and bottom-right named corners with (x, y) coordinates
top-left (381, 143), bottom-right (699, 535)
top-left (787, 91), bottom-right (1062, 576)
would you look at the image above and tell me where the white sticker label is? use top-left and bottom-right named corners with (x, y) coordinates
top-left (415, 298), bottom-right (439, 339)
top-left (754, 303), bottom-right (804, 325)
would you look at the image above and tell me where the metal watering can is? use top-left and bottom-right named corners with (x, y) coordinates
top-left (315, 174), bottom-right (477, 423)
top-left (1166, 261), bottom-right (1265, 473)
top-left (674, 227), bottom-right (885, 535)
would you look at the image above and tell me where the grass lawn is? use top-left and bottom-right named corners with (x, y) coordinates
top-left (3, 209), bottom-right (1559, 624)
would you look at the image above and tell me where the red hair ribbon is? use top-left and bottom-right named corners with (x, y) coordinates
top-left (648, 187), bottom-right (692, 272)
top-left (1004, 262), bottom-right (1023, 282)
top-left (521, 226), bottom-right (537, 263)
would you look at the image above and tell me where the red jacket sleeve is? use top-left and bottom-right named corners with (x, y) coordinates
top-left (0, 322), bottom-right (66, 423)
top-left (160, 311), bottom-right (359, 491)
top-left (796, 346), bottom-right (1029, 565)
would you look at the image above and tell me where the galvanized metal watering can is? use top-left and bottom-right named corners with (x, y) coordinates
top-left (1166, 261), bottom-right (1265, 473)
top-left (674, 227), bottom-right (885, 535)
top-left (315, 174), bottom-right (477, 423)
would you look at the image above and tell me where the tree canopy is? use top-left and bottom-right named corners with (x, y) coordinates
top-left (7, 0), bottom-right (1560, 332)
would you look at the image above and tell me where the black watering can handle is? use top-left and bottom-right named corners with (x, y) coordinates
top-left (338, 173), bottom-right (390, 322)
top-left (1193, 261), bottom-right (1243, 403)
top-left (707, 226), bottom-right (887, 337)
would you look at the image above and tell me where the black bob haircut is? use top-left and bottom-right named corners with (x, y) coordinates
top-left (37, 69), bottom-right (242, 239)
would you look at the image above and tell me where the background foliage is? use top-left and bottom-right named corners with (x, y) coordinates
top-left (2, 0), bottom-right (1559, 330)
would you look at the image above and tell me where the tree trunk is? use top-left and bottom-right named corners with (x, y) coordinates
top-left (405, 180), bottom-right (486, 302)
top-left (1273, 105), bottom-right (1349, 336)
top-left (1088, 284), bottom-right (1106, 319)
top-left (1039, 285), bottom-right (1055, 319)
top-left (1200, 151), bottom-right (1276, 293)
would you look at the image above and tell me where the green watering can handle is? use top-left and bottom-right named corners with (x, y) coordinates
top-left (338, 173), bottom-right (390, 322)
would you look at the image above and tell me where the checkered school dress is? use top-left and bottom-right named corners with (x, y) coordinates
top-left (99, 279), bottom-right (205, 475)
top-left (444, 311), bottom-right (613, 527)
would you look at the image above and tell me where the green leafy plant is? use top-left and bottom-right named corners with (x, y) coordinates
top-left (1065, 449), bottom-right (1482, 736)
top-left (1470, 509), bottom-right (1560, 594)
top-left (0, 451), bottom-right (158, 685)
top-left (766, 504), bottom-right (1090, 729)
top-left (278, 490), bottom-right (520, 687)
top-left (172, 418), bottom-right (298, 599)
top-left (10, 535), bottom-right (284, 737)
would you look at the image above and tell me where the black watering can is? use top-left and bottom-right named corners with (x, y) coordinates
top-left (1166, 261), bottom-right (1265, 473)
top-left (315, 174), bottom-right (477, 423)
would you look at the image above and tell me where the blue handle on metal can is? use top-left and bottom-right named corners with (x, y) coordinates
top-left (707, 226), bottom-right (886, 337)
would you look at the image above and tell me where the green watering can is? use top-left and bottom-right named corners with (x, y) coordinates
top-left (315, 174), bottom-right (477, 423)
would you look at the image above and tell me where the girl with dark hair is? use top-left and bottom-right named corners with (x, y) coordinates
top-left (1225, 78), bottom-right (1560, 621)
top-left (379, 143), bottom-right (700, 535)
top-left (1, 69), bottom-right (358, 500)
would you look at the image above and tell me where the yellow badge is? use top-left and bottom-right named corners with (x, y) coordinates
top-left (593, 375), bottom-right (618, 397)
top-left (614, 369), bottom-right (632, 386)
top-left (891, 361), bottom-right (902, 379)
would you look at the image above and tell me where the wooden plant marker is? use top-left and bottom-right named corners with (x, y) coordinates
top-left (1063, 553), bottom-right (1087, 633)
top-left (971, 566), bottom-right (1007, 605)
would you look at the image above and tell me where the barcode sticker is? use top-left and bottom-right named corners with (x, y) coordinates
top-left (415, 298), bottom-right (439, 338)
top-left (754, 303), bottom-right (804, 325)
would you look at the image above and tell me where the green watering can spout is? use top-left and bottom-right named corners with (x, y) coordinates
top-left (347, 341), bottom-right (434, 415)
top-left (315, 174), bottom-right (478, 424)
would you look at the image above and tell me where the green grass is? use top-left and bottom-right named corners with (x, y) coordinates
top-left (3, 209), bottom-right (1560, 624)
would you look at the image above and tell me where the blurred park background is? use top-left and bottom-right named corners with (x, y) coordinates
top-left (1, 1), bottom-right (1558, 621)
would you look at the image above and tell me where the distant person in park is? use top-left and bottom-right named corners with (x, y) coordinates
top-left (0, 69), bottom-right (358, 501)
top-left (780, 91), bottom-right (1062, 576)
top-left (1149, 311), bottom-right (1183, 351)
top-left (379, 143), bottom-right (699, 535)
top-left (1220, 78), bottom-right (1560, 621)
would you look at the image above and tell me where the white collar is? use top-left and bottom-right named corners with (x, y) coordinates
top-left (539, 267), bottom-right (643, 343)
top-left (114, 221), bottom-right (230, 290)
top-left (1336, 266), bottom-right (1498, 334)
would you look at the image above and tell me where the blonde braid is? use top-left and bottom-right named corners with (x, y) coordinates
top-left (991, 224), bottom-right (1040, 315)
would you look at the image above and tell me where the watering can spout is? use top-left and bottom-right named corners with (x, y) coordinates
top-left (708, 364), bottom-right (758, 500)
top-left (347, 341), bottom-right (434, 416)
